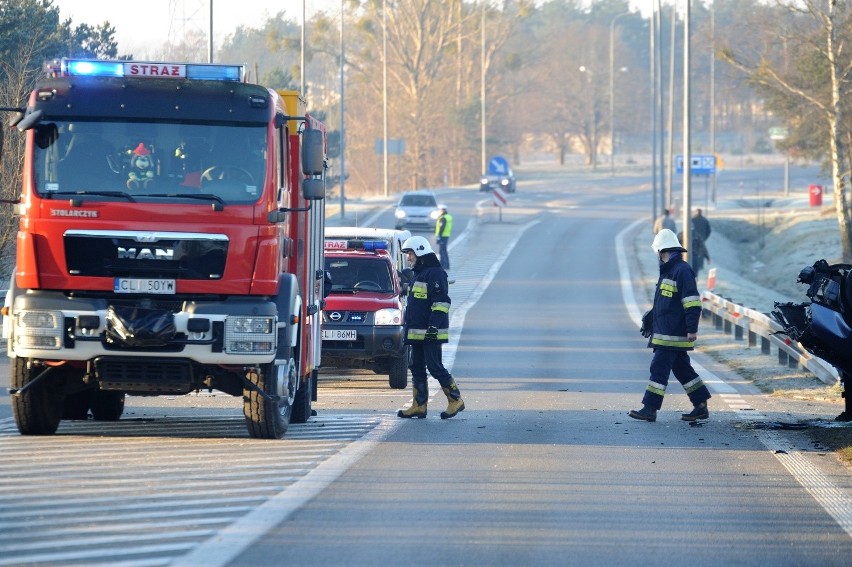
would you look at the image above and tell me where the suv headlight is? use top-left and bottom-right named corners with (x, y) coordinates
top-left (429, 210), bottom-right (441, 220)
top-left (481, 177), bottom-right (489, 184)
top-left (395, 209), bottom-right (407, 219)
top-left (500, 178), bottom-right (510, 186)
top-left (224, 316), bottom-right (275, 354)
top-left (375, 308), bottom-right (402, 326)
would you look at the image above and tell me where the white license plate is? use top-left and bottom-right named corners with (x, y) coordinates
top-left (322, 329), bottom-right (357, 341)
top-left (114, 278), bottom-right (176, 294)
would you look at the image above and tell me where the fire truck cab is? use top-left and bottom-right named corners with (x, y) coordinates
top-left (3, 59), bottom-right (328, 439)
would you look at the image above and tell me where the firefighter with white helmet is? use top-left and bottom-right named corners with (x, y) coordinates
top-left (629, 229), bottom-right (711, 422)
top-left (397, 235), bottom-right (464, 419)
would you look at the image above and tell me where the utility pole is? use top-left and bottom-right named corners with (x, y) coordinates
top-left (710, 2), bottom-right (717, 206)
top-left (382, 0), bottom-right (389, 197)
top-left (650, 2), bottom-right (657, 228)
top-left (480, 1), bottom-right (487, 174)
top-left (207, 0), bottom-right (213, 63)
top-left (339, 0), bottom-right (345, 218)
top-left (682, 0), bottom-right (692, 256)
top-left (609, 11), bottom-right (630, 176)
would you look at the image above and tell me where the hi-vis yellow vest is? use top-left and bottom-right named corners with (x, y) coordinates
top-left (435, 213), bottom-right (453, 237)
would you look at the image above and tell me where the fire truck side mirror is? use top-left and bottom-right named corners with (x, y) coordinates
top-left (301, 129), bottom-right (324, 176)
top-left (15, 109), bottom-right (43, 132)
top-left (302, 178), bottom-right (325, 201)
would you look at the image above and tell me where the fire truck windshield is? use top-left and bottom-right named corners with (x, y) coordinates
top-left (33, 119), bottom-right (267, 203)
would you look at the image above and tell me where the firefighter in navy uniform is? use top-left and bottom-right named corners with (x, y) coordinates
top-left (397, 235), bottom-right (465, 419)
top-left (629, 229), bottom-right (711, 422)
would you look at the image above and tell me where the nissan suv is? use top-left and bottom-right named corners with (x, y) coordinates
top-left (321, 241), bottom-right (409, 389)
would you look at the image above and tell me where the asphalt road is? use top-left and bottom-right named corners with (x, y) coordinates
top-left (2, 163), bottom-right (852, 566)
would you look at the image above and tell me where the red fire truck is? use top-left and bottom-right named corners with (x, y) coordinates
top-left (2, 59), bottom-right (328, 439)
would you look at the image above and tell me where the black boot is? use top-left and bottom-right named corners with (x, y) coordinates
top-left (681, 401), bottom-right (709, 421)
top-left (628, 405), bottom-right (657, 422)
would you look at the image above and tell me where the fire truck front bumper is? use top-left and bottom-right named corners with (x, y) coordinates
top-left (6, 290), bottom-right (286, 365)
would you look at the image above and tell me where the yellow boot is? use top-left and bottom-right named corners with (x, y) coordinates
top-left (397, 400), bottom-right (427, 419)
top-left (440, 388), bottom-right (465, 419)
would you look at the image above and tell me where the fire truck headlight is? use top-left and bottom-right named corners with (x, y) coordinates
top-left (374, 308), bottom-right (402, 326)
top-left (15, 310), bottom-right (63, 350)
top-left (224, 316), bottom-right (275, 354)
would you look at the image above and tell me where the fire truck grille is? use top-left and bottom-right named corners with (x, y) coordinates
top-left (94, 357), bottom-right (193, 393)
top-left (64, 233), bottom-right (228, 280)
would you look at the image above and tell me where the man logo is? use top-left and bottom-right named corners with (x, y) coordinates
top-left (117, 247), bottom-right (175, 260)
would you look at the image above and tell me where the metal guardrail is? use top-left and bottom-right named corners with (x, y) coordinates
top-left (700, 290), bottom-right (839, 386)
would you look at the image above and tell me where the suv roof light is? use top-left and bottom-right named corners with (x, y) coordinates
top-left (52, 58), bottom-right (245, 82)
top-left (325, 239), bottom-right (389, 251)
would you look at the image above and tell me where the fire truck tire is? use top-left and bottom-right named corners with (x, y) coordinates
top-left (244, 354), bottom-right (295, 439)
top-left (90, 390), bottom-right (125, 421)
top-left (291, 368), bottom-right (313, 424)
top-left (389, 348), bottom-right (409, 390)
top-left (11, 358), bottom-right (62, 435)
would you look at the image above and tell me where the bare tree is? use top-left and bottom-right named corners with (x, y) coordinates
top-left (0, 35), bottom-right (62, 279)
top-left (721, 0), bottom-right (852, 259)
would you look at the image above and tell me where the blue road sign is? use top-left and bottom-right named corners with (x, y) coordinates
top-left (675, 154), bottom-right (716, 175)
top-left (487, 155), bottom-right (510, 175)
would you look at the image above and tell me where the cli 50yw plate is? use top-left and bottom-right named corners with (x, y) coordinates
top-left (114, 278), bottom-right (176, 294)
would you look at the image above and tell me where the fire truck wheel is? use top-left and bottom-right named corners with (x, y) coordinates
top-left (389, 348), bottom-right (409, 390)
top-left (244, 355), bottom-right (295, 439)
top-left (90, 390), bottom-right (125, 421)
top-left (291, 367), bottom-right (313, 424)
top-left (11, 358), bottom-right (62, 435)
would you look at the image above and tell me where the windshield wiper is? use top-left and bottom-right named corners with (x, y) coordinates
top-left (45, 191), bottom-right (136, 202)
top-left (147, 193), bottom-right (226, 208)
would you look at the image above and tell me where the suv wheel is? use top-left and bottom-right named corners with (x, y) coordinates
top-left (388, 347), bottom-right (409, 389)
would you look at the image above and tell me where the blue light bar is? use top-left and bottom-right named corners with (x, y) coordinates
top-left (362, 241), bottom-right (388, 251)
top-left (64, 60), bottom-right (123, 78)
top-left (186, 64), bottom-right (243, 81)
top-left (58, 58), bottom-right (244, 82)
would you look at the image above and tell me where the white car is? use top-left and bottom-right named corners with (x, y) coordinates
top-left (394, 190), bottom-right (441, 231)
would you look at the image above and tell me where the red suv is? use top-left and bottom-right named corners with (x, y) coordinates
top-left (322, 240), bottom-right (409, 388)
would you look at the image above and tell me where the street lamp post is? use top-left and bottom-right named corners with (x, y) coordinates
top-left (609, 11), bottom-right (630, 176)
top-left (579, 65), bottom-right (597, 169)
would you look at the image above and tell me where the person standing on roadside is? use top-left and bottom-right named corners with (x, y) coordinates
top-left (688, 208), bottom-right (712, 276)
top-left (629, 229), bottom-right (711, 422)
top-left (397, 235), bottom-right (465, 420)
top-left (653, 208), bottom-right (677, 235)
top-left (435, 205), bottom-right (453, 270)
top-left (692, 208), bottom-right (711, 243)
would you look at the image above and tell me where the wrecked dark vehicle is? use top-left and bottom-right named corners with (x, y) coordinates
top-left (772, 259), bottom-right (852, 421)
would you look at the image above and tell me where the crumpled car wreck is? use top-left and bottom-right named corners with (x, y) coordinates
top-left (772, 259), bottom-right (852, 421)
